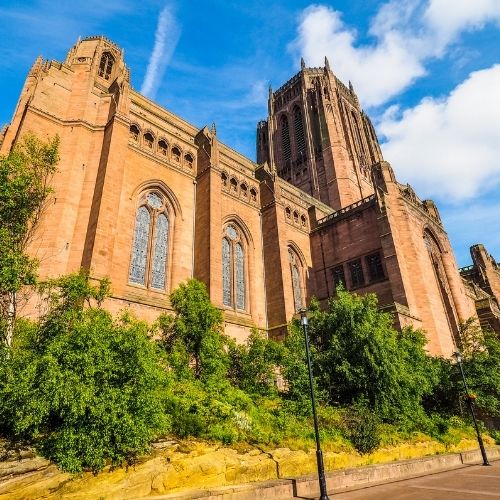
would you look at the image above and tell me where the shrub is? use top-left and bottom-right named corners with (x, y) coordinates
top-left (0, 272), bottom-right (169, 473)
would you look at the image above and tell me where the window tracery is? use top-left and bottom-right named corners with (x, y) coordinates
top-left (98, 52), bottom-right (114, 80)
top-left (129, 191), bottom-right (171, 291)
top-left (158, 140), bottom-right (168, 156)
top-left (294, 106), bottom-right (306, 160)
top-left (222, 224), bottom-right (246, 310)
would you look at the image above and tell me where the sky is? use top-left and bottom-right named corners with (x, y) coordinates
top-left (0, 0), bottom-right (499, 266)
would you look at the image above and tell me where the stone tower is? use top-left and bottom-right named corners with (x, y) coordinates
top-left (257, 57), bottom-right (383, 210)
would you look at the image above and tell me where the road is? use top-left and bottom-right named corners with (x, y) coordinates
top-left (332, 460), bottom-right (500, 499)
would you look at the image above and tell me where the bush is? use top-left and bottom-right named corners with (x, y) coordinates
top-left (0, 272), bottom-right (169, 473)
top-left (342, 402), bottom-right (381, 454)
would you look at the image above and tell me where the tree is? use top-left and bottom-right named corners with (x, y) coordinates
top-left (0, 271), bottom-right (169, 473)
top-left (284, 288), bottom-right (437, 422)
top-left (158, 279), bottom-right (228, 383)
top-left (0, 133), bottom-right (59, 346)
top-left (228, 329), bottom-right (284, 397)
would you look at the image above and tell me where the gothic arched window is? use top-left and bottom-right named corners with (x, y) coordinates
top-left (222, 224), bottom-right (246, 310)
top-left (293, 106), bottom-right (306, 160)
top-left (281, 114), bottom-right (291, 164)
top-left (129, 191), bottom-right (170, 291)
top-left (98, 52), bottom-right (114, 80)
top-left (288, 247), bottom-right (304, 312)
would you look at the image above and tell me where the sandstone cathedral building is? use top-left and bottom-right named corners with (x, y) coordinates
top-left (1, 36), bottom-right (499, 356)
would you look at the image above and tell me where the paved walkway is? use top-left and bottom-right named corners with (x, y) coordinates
top-left (332, 460), bottom-right (500, 499)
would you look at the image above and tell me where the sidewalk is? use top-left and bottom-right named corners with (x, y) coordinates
top-left (332, 459), bottom-right (500, 499)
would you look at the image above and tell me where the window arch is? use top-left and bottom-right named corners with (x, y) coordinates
top-left (293, 106), bottom-right (306, 160)
top-left (158, 139), bottom-right (168, 156)
top-left (171, 146), bottom-right (181, 163)
top-left (144, 132), bottom-right (155, 150)
top-left (281, 114), bottom-right (291, 164)
top-left (288, 247), bottom-right (304, 312)
top-left (222, 224), bottom-right (246, 310)
top-left (184, 153), bottom-right (194, 168)
top-left (98, 52), bottom-right (114, 80)
top-left (129, 191), bottom-right (171, 291)
top-left (130, 124), bottom-right (140, 141)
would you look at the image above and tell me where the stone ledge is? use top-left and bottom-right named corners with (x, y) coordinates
top-left (142, 447), bottom-right (500, 500)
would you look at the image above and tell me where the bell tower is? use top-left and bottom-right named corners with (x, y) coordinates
top-left (257, 57), bottom-right (383, 210)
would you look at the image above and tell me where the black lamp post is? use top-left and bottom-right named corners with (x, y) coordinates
top-left (452, 351), bottom-right (490, 466)
top-left (299, 308), bottom-right (330, 500)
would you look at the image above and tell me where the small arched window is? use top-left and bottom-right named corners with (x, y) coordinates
top-left (158, 140), bottom-right (168, 156)
top-left (241, 184), bottom-right (248, 197)
top-left (293, 211), bottom-right (299, 224)
top-left (250, 188), bottom-right (257, 202)
top-left (221, 172), bottom-right (228, 187)
top-left (171, 146), bottom-right (181, 163)
top-left (285, 207), bottom-right (291, 219)
top-left (98, 52), bottom-right (114, 80)
top-left (130, 124), bottom-right (140, 141)
top-left (230, 178), bottom-right (238, 192)
top-left (300, 215), bottom-right (307, 227)
top-left (222, 224), bottom-right (246, 310)
top-left (129, 191), bottom-right (170, 291)
top-left (184, 153), bottom-right (194, 168)
top-left (144, 132), bottom-right (154, 150)
top-left (288, 247), bottom-right (304, 312)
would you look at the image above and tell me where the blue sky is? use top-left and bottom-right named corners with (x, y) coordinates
top-left (1, 0), bottom-right (499, 266)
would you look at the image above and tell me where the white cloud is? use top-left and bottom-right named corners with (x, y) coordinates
top-left (289, 1), bottom-right (500, 107)
top-left (379, 64), bottom-right (500, 201)
top-left (141, 5), bottom-right (180, 99)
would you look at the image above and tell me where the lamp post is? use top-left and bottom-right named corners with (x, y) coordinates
top-left (299, 309), bottom-right (330, 500)
top-left (452, 351), bottom-right (490, 466)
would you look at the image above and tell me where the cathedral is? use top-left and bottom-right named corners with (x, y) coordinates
top-left (1, 36), bottom-right (499, 356)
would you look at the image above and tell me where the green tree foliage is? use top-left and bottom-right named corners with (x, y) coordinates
top-left (228, 329), bottom-right (284, 397)
top-left (0, 271), bottom-right (169, 473)
top-left (0, 133), bottom-right (59, 346)
top-left (158, 279), bottom-right (228, 383)
top-left (284, 289), bottom-right (437, 422)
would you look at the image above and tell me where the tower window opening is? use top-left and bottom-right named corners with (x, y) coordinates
top-left (98, 52), bottom-right (114, 80)
top-left (281, 114), bottom-right (291, 165)
top-left (294, 106), bottom-right (306, 160)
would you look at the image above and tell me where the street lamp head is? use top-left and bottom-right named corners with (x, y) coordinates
top-left (299, 308), bottom-right (308, 326)
top-left (453, 351), bottom-right (463, 363)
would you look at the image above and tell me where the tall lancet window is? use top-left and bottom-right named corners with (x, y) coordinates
top-left (98, 51), bottom-right (114, 80)
top-left (222, 224), bottom-right (246, 310)
top-left (281, 114), bottom-right (291, 164)
top-left (288, 247), bottom-right (304, 312)
top-left (293, 106), bottom-right (306, 160)
top-left (129, 191), bottom-right (170, 291)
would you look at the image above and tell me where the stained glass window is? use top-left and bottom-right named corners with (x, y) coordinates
top-left (151, 213), bottom-right (169, 289)
top-left (289, 248), bottom-right (303, 312)
top-left (292, 265), bottom-right (303, 311)
top-left (129, 191), bottom-right (171, 291)
top-left (147, 192), bottom-right (163, 209)
top-left (235, 243), bottom-right (245, 310)
top-left (222, 225), bottom-right (247, 310)
top-left (222, 237), bottom-right (232, 306)
top-left (129, 206), bottom-right (150, 285)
